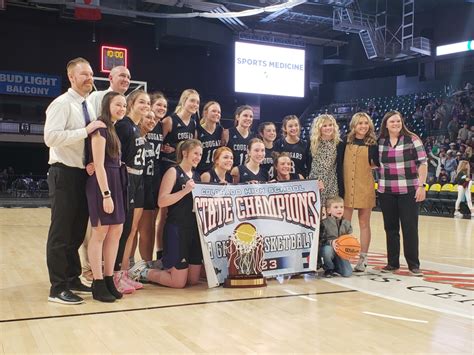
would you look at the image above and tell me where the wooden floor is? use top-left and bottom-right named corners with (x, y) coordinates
top-left (0, 208), bottom-right (473, 354)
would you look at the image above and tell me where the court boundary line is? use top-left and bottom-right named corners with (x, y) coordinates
top-left (0, 289), bottom-right (357, 324)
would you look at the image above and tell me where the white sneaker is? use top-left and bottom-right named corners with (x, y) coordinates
top-left (454, 211), bottom-right (462, 218)
top-left (128, 260), bottom-right (148, 281)
top-left (471, 213), bottom-right (474, 218)
top-left (354, 255), bottom-right (367, 272)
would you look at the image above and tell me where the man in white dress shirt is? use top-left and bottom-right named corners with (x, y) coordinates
top-left (44, 57), bottom-right (105, 305)
top-left (88, 65), bottom-right (131, 116)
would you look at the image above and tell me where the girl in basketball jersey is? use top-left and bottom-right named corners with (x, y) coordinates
top-left (135, 110), bottom-right (158, 265)
top-left (231, 138), bottom-right (268, 183)
top-left (137, 93), bottom-right (167, 265)
top-left (201, 147), bottom-right (234, 184)
top-left (139, 139), bottom-right (203, 288)
top-left (86, 92), bottom-right (127, 302)
top-left (196, 101), bottom-right (224, 174)
top-left (258, 122), bottom-right (277, 180)
top-left (160, 89), bottom-right (199, 172)
top-left (274, 115), bottom-right (310, 178)
top-left (270, 152), bottom-right (304, 182)
top-left (114, 90), bottom-right (150, 293)
top-left (223, 105), bottom-right (254, 167)
top-left (157, 89), bottom-right (198, 262)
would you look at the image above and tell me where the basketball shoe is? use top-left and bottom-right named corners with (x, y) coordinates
top-left (113, 271), bottom-right (135, 294)
top-left (454, 211), bottom-right (463, 218)
top-left (354, 254), bottom-right (367, 272)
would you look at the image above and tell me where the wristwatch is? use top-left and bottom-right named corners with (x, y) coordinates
top-left (102, 190), bottom-right (111, 198)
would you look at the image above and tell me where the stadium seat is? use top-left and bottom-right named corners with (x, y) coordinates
top-left (425, 183), bottom-right (441, 213)
top-left (439, 183), bottom-right (454, 214)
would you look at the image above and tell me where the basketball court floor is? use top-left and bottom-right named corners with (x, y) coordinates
top-left (0, 208), bottom-right (472, 354)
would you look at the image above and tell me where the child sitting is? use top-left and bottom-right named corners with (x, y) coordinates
top-left (319, 196), bottom-right (353, 278)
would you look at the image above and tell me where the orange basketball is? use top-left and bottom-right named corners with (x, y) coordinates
top-left (332, 235), bottom-right (361, 260)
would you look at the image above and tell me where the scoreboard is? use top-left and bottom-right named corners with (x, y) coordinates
top-left (101, 45), bottom-right (128, 73)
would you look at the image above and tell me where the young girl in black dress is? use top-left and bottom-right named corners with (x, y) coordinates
top-left (201, 146), bottom-right (234, 184)
top-left (86, 91), bottom-right (127, 302)
top-left (231, 138), bottom-right (268, 183)
top-left (135, 139), bottom-right (203, 288)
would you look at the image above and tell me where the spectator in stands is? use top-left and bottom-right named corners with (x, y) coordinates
top-left (377, 110), bottom-right (427, 276)
top-left (458, 123), bottom-right (470, 142)
top-left (445, 151), bottom-right (458, 182)
top-left (437, 168), bottom-right (450, 185)
top-left (468, 126), bottom-right (474, 141)
top-left (44, 57), bottom-right (105, 304)
top-left (447, 117), bottom-right (460, 142)
top-left (337, 112), bottom-right (378, 272)
top-left (453, 160), bottom-right (474, 218)
top-left (423, 103), bottom-right (432, 133)
top-left (427, 156), bottom-right (437, 184)
top-left (429, 148), bottom-right (445, 180)
top-left (88, 66), bottom-right (131, 116)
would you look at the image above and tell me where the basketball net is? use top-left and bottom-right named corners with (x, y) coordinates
top-left (227, 229), bottom-right (264, 275)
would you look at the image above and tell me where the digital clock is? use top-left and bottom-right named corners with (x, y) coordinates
top-left (101, 45), bottom-right (128, 73)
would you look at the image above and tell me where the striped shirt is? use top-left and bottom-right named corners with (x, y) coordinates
top-left (378, 134), bottom-right (427, 194)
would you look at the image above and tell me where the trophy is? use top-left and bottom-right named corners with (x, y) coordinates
top-left (224, 222), bottom-right (267, 288)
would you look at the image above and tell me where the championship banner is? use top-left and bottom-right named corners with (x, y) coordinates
top-left (193, 180), bottom-right (321, 288)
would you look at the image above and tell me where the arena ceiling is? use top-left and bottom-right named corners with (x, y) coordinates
top-left (4, 0), bottom-right (470, 49)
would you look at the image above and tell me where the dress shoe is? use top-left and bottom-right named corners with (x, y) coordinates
top-left (48, 290), bottom-right (84, 305)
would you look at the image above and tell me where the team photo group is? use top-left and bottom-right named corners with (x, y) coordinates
top-left (44, 57), bottom-right (429, 305)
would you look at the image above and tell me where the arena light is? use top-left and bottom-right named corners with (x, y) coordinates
top-left (436, 40), bottom-right (473, 56)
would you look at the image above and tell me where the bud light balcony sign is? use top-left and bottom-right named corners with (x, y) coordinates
top-left (0, 71), bottom-right (62, 97)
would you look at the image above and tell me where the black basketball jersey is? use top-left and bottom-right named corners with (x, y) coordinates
top-left (226, 127), bottom-right (254, 167)
top-left (261, 146), bottom-right (275, 180)
top-left (167, 165), bottom-right (201, 226)
top-left (196, 124), bottom-right (223, 173)
top-left (275, 173), bottom-right (300, 181)
top-left (143, 140), bottom-right (155, 177)
top-left (237, 165), bottom-right (268, 183)
top-left (208, 168), bottom-right (233, 184)
top-left (162, 113), bottom-right (196, 163)
top-left (115, 116), bottom-right (146, 170)
top-left (146, 122), bottom-right (163, 176)
top-left (274, 138), bottom-right (310, 177)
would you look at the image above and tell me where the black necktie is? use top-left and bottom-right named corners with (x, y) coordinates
top-left (82, 100), bottom-right (91, 164)
top-left (82, 100), bottom-right (91, 125)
